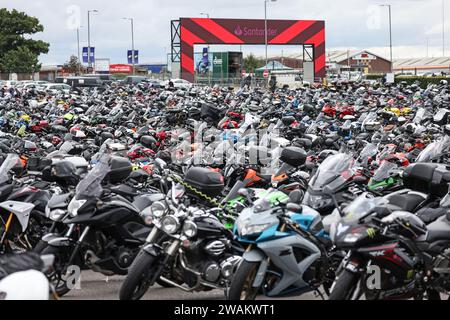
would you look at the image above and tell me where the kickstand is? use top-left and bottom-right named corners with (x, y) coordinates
top-left (224, 282), bottom-right (229, 299)
top-left (313, 289), bottom-right (325, 300)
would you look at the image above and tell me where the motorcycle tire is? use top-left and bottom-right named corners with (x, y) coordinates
top-left (227, 260), bottom-right (260, 300)
top-left (119, 250), bottom-right (158, 300)
top-left (33, 240), bottom-right (48, 254)
top-left (40, 245), bottom-right (72, 297)
top-left (329, 270), bottom-right (360, 300)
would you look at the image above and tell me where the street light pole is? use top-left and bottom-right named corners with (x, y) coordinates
top-left (123, 18), bottom-right (136, 75)
top-left (87, 10), bottom-right (98, 72)
top-left (265, 1), bottom-right (268, 69)
top-left (380, 4), bottom-right (393, 72)
top-left (443, 0), bottom-right (445, 57)
top-left (200, 13), bottom-right (211, 85)
top-left (265, 0), bottom-right (277, 77)
top-left (77, 27), bottom-right (81, 63)
top-left (122, 18), bottom-right (136, 75)
top-left (77, 26), bottom-right (83, 75)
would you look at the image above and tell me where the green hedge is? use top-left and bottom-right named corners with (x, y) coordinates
top-left (365, 74), bottom-right (384, 80)
top-left (363, 75), bottom-right (448, 88)
top-left (394, 76), bottom-right (448, 88)
top-left (111, 73), bottom-right (129, 80)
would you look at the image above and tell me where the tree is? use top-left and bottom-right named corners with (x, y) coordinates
top-left (63, 55), bottom-right (83, 74)
top-left (0, 8), bottom-right (49, 73)
top-left (243, 53), bottom-right (265, 73)
top-left (2, 46), bottom-right (40, 73)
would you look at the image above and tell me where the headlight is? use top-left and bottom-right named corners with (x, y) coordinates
top-left (343, 233), bottom-right (362, 244)
top-left (68, 199), bottom-right (87, 217)
top-left (307, 195), bottom-right (332, 210)
top-left (237, 220), bottom-right (275, 237)
top-left (161, 215), bottom-right (180, 234)
top-left (151, 201), bottom-right (167, 219)
top-left (182, 221), bottom-right (197, 238)
top-left (49, 209), bottom-right (66, 221)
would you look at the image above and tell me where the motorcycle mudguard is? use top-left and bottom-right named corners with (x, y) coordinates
top-left (344, 257), bottom-right (363, 274)
top-left (242, 249), bottom-right (266, 262)
top-left (253, 258), bottom-right (269, 288)
top-left (142, 243), bottom-right (162, 257)
top-left (43, 234), bottom-right (74, 247)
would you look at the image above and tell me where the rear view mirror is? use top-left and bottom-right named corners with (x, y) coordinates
top-left (286, 203), bottom-right (303, 214)
top-left (353, 176), bottom-right (367, 184)
top-left (154, 158), bottom-right (167, 171)
top-left (289, 190), bottom-right (304, 204)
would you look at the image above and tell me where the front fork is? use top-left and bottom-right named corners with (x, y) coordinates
top-left (144, 227), bottom-right (181, 286)
top-left (65, 226), bottom-right (90, 268)
top-left (333, 251), bottom-right (366, 300)
top-left (0, 212), bottom-right (14, 245)
top-left (0, 212), bottom-right (14, 252)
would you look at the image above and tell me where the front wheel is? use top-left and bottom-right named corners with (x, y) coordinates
top-left (119, 250), bottom-right (159, 300)
top-left (228, 260), bottom-right (261, 300)
top-left (329, 270), bottom-right (361, 300)
top-left (41, 245), bottom-right (74, 297)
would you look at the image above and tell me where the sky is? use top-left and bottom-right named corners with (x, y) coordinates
top-left (2, 0), bottom-right (450, 65)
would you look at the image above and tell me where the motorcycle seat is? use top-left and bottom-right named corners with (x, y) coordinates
top-left (110, 185), bottom-right (138, 199)
top-left (416, 207), bottom-right (447, 225)
top-left (0, 184), bottom-right (13, 202)
top-left (0, 253), bottom-right (43, 281)
top-left (132, 194), bottom-right (164, 212)
top-left (387, 193), bottom-right (426, 213)
top-left (425, 216), bottom-right (450, 242)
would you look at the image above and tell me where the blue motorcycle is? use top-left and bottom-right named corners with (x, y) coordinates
top-left (228, 189), bottom-right (343, 300)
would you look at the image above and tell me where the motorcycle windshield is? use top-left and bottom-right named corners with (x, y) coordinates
top-left (372, 161), bottom-right (397, 182)
top-left (440, 185), bottom-right (450, 208)
top-left (358, 143), bottom-right (378, 167)
top-left (0, 154), bottom-right (19, 184)
top-left (309, 153), bottom-right (353, 192)
top-left (342, 194), bottom-right (388, 223)
top-left (75, 154), bottom-right (110, 198)
top-left (413, 108), bottom-right (430, 124)
top-left (361, 112), bottom-right (377, 129)
top-left (416, 136), bottom-right (450, 162)
top-left (91, 138), bottom-right (114, 163)
top-left (59, 141), bottom-right (74, 154)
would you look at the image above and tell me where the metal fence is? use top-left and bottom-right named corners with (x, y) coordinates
top-left (0, 73), bottom-right (37, 81)
top-left (194, 75), bottom-right (269, 88)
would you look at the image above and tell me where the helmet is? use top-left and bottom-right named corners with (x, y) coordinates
top-left (100, 132), bottom-right (114, 142)
top-left (405, 123), bottom-right (417, 135)
top-left (318, 150), bottom-right (338, 162)
top-left (444, 124), bottom-right (450, 135)
top-left (140, 135), bottom-right (157, 149)
top-left (322, 105), bottom-right (336, 117)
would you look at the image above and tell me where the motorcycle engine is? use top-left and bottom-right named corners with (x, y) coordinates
top-left (203, 238), bottom-right (229, 257)
top-left (202, 256), bottom-right (242, 283)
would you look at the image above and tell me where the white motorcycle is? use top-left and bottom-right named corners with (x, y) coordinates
top-left (0, 253), bottom-right (54, 300)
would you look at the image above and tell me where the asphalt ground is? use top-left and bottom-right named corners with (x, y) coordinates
top-left (62, 271), bottom-right (319, 300)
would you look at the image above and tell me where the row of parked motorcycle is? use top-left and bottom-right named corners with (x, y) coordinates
top-left (1, 78), bottom-right (450, 300)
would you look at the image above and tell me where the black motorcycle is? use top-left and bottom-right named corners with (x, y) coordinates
top-left (329, 163), bottom-right (450, 300)
top-left (39, 155), bottom-right (155, 296)
top-left (119, 165), bottom-right (243, 300)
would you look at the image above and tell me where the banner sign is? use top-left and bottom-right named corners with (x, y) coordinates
top-left (82, 47), bottom-right (95, 63)
top-left (110, 64), bottom-right (133, 74)
top-left (127, 50), bottom-right (139, 64)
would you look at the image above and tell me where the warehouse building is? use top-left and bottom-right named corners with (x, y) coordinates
top-left (326, 50), bottom-right (392, 74)
top-left (393, 57), bottom-right (450, 76)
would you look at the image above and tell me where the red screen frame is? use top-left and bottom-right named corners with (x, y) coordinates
top-left (179, 17), bottom-right (325, 82)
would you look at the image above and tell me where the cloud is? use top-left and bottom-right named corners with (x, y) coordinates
top-left (2, 0), bottom-right (449, 65)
